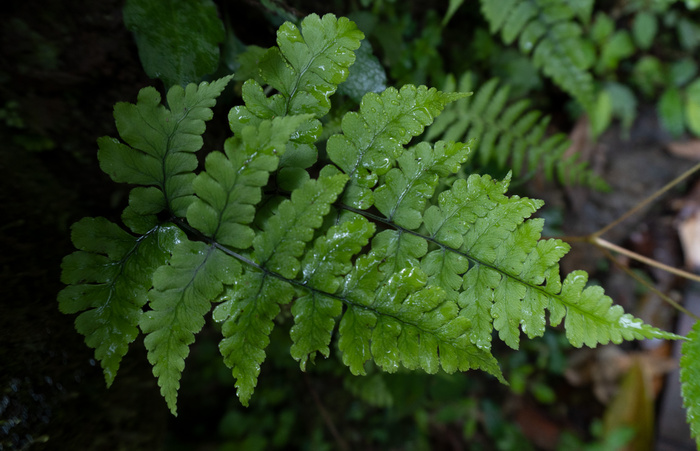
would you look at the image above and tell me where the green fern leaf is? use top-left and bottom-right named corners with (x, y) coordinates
top-left (375, 141), bottom-right (472, 230)
top-left (140, 240), bottom-right (239, 415)
top-left (187, 115), bottom-right (311, 248)
top-left (338, 250), bottom-right (504, 380)
top-left (291, 216), bottom-right (375, 370)
top-left (58, 14), bottom-right (682, 416)
top-left (480, 0), bottom-right (595, 112)
top-left (327, 85), bottom-right (467, 209)
top-left (216, 270), bottom-right (294, 406)
top-left (98, 76), bottom-right (232, 227)
top-left (681, 320), bottom-right (700, 448)
top-left (229, 14), bottom-right (363, 190)
top-left (58, 219), bottom-right (183, 387)
top-left (423, 173), bottom-right (677, 351)
top-left (215, 174), bottom-right (348, 405)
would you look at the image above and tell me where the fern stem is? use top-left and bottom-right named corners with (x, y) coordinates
top-left (597, 246), bottom-right (700, 322)
top-left (339, 203), bottom-right (560, 300)
top-left (170, 216), bottom-right (446, 336)
top-left (592, 237), bottom-right (700, 284)
top-left (592, 161), bottom-right (700, 239)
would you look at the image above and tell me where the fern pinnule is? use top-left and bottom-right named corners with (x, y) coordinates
top-left (98, 76), bottom-right (232, 226)
top-left (186, 115), bottom-right (311, 249)
top-left (552, 271), bottom-right (681, 347)
top-left (216, 269), bottom-right (295, 406)
top-left (375, 140), bottom-right (472, 230)
top-left (290, 217), bottom-right (375, 370)
top-left (337, 247), bottom-right (505, 379)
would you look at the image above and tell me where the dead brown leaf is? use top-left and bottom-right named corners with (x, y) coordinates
top-left (667, 139), bottom-right (700, 160)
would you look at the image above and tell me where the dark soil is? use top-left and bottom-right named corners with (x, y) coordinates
top-left (1, 1), bottom-right (165, 449)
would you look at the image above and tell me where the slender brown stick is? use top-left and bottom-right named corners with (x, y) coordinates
top-left (591, 161), bottom-right (700, 239)
top-left (592, 237), bottom-right (700, 284)
top-left (597, 246), bottom-right (700, 322)
top-left (557, 162), bottom-right (700, 319)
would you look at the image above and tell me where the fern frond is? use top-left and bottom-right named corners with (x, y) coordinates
top-left (480, 0), bottom-right (595, 112)
top-left (327, 85), bottom-right (468, 209)
top-left (98, 76), bottom-right (232, 230)
top-left (58, 219), bottom-right (183, 387)
top-left (426, 72), bottom-right (606, 188)
top-left (228, 14), bottom-right (363, 190)
top-left (681, 320), bottom-right (700, 448)
top-left (59, 14), bottom-right (683, 416)
top-left (140, 240), bottom-right (239, 415)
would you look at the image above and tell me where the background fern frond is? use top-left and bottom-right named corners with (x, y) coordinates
top-left (58, 219), bottom-right (184, 387)
top-left (479, 0), bottom-right (596, 112)
top-left (681, 320), bottom-right (700, 448)
top-left (426, 72), bottom-right (606, 189)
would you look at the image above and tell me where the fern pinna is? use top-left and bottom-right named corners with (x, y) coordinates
top-left (59, 13), bottom-right (681, 417)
